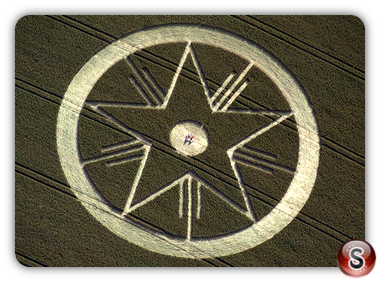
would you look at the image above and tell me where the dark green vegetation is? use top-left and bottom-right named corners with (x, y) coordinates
top-left (15, 15), bottom-right (364, 266)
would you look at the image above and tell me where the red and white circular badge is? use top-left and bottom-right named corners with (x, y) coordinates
top-left (337, 240), bottom-right (376, 277)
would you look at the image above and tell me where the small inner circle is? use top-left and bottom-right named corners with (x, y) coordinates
top-left (169, 120), bottom-right (209, 156)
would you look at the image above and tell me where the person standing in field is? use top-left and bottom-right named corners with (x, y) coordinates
top-left (184, 134), bottom-right (194, 145)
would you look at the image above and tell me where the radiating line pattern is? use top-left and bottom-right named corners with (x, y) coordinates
top-left (81, 139), bottom-right (146, 167)
top-left (83, 39), bottom-right (296, 237)
top-left (122, 172), bottom-right (255, 241)
top-left (125, 57), bottom-right (164, 106)
top-left (232, 145), bottom-right (296, 174)
top-left (212, 61), bottom-right (254, 112)
top-left (86, 42), bottom-right (254, 113)
top-left (57, 25), bottom-right (320, 258)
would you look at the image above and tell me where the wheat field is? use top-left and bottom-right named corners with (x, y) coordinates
top-left (15, 15), bottom-right (364, 266)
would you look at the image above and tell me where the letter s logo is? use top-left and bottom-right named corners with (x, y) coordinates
top-left (349, 247), bottom-right (365, 270)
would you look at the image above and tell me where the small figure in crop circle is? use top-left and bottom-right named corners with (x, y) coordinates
top-left (184, 134), bottom-right (194, 145)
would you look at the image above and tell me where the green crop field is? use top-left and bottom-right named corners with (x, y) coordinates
top-left (15, 15), bottom-right (364, 267)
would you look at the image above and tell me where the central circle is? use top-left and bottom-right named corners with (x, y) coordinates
top-left (169, 120), bottom-right (209, 156)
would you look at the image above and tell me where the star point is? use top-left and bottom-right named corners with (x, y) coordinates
top-left (81, 41), bottom-right (295, 239)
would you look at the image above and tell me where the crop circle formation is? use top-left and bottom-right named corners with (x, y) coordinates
top-left (170, 121), bottom-right (209, 157)
top-left (57, 24), bottom-right (320, 258)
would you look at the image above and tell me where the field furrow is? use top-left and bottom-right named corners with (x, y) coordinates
top-left (15, 15), bottom-right (364, 266)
